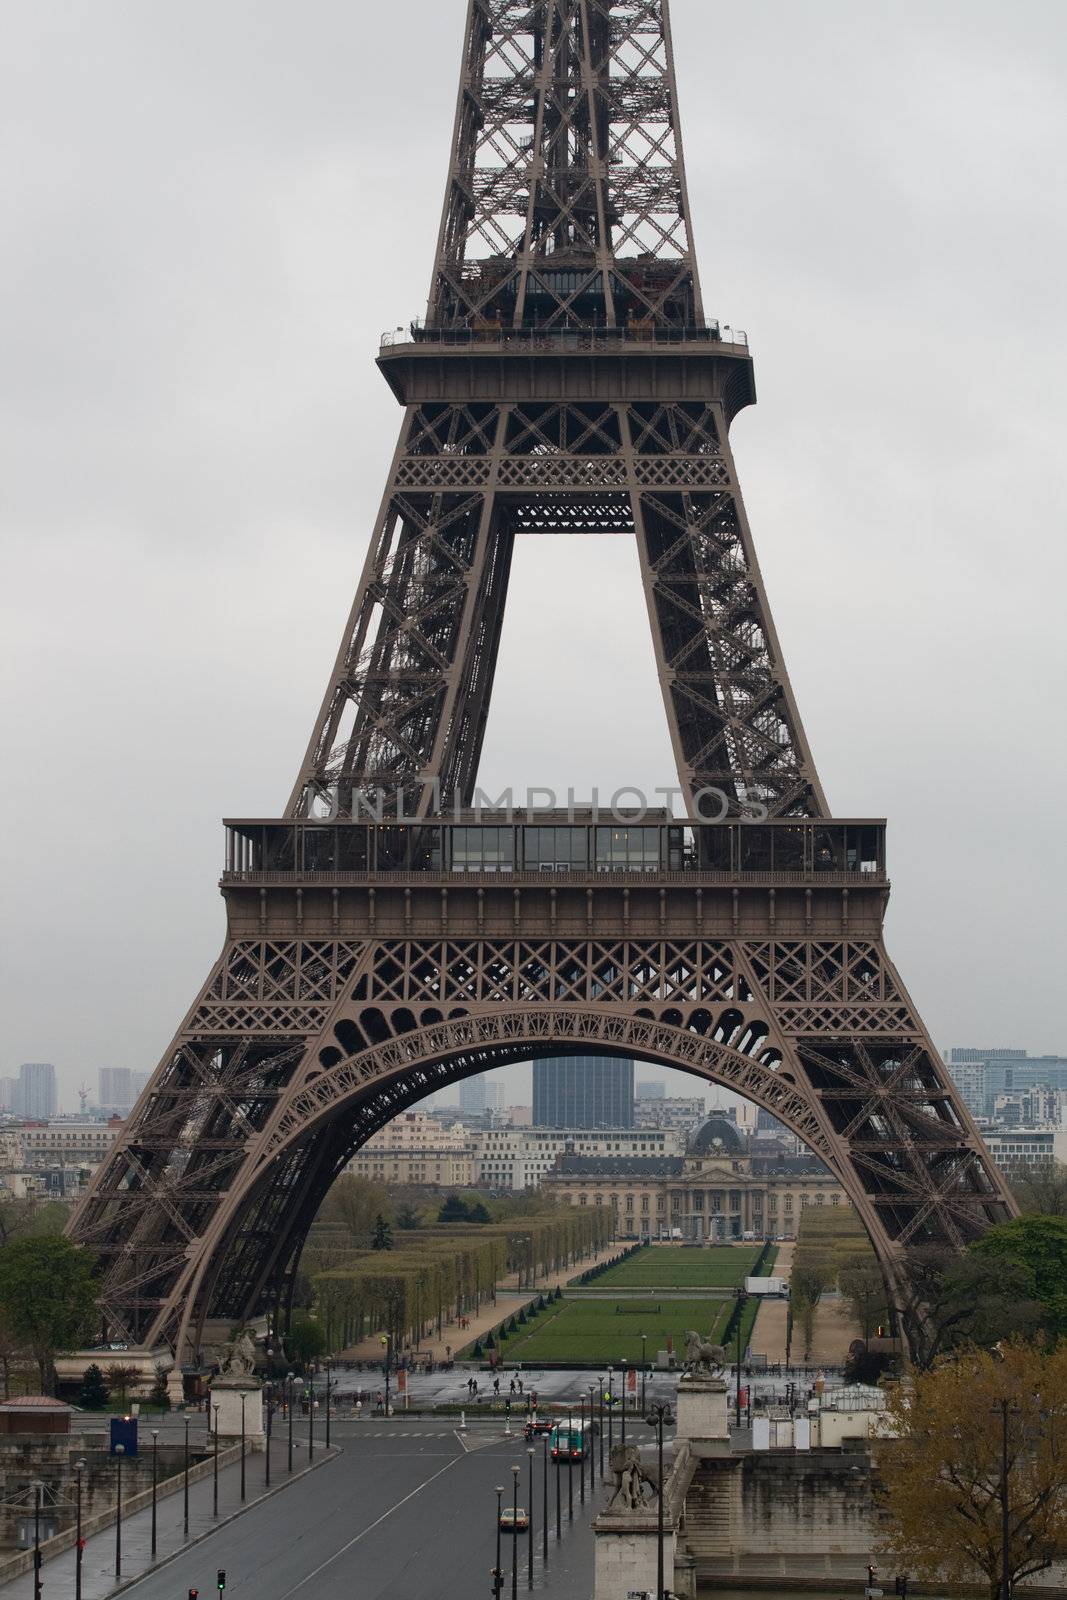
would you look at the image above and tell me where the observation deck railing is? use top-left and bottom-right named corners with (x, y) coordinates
top-left (379, 321), bottom-right (748, 352)
top-left (222, 817), bottom-right (886, 885)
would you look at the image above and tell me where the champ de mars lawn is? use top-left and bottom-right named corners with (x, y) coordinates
top-left (501, 1244), bottom-right (770, 1364)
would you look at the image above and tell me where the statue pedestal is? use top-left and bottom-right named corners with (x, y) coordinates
top-left (211, 1377), bottom-right (265, 1446)
top-left (593, 1510), bottom-right (671, 1600)
top-left (675, 1375), bottom-right (729, 1442)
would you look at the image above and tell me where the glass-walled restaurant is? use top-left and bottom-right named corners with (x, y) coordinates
top-left (224, 819), bottom-right (886, 878)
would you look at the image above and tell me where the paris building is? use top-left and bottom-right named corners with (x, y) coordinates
top-left (541, 1115), bottom-right (849, 1242)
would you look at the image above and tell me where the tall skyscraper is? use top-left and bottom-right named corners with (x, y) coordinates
top-left (532, 1056), bottom-right (634, 1129)
top-left (13, 1063), bottom-right (57, 1120)
top-left (636, 1080), bottom-right (666, 1099)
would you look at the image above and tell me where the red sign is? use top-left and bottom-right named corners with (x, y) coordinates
top-left (626, 1368), bottom-right (637, 1392)
top-left (396, 1369), bottom-right (407, 1393)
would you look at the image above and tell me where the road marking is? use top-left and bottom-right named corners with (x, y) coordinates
top-left (274, 1453), bottom-right (463, 1599)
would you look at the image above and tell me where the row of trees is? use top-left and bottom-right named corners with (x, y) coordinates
top-left (311, 1204), bottom-right (612, 1353)
top-left (788, 1206), bottom-right (888, 1364)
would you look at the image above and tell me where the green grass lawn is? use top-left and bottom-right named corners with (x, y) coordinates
top-left (503, 1295), bottom-right (739, 1364)
top-left (586, 1244), bottom-right (763, 1290)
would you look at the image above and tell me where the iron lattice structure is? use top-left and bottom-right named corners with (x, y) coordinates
top-left (68, 0), bottom-right (1014, 1363)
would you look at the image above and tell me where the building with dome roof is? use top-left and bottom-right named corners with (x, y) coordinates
top-left (542, 1112), bottom-right (848, 1241)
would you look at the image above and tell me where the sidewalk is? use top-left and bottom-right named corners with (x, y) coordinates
top-left (0, 1436), bottom-right (331, 1600)
top-left (752, 1242), bottom-right (793, 1362)
top-left (337, 1242), bottom-right (616, 1364)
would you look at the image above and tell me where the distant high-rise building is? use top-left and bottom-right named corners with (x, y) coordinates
top-left (0, 1079), bottom-right (14, 1113)
top-left (635, 1080), bottom-right (665, 1099)
top-left (484, 1080), bottom-right (506, 1112)
top-left (532, 1056), bottom-right (634, 1129)
top-left (947, 1049), bottom-right (1067, 1117)
top-left (13, 1063), bottom-right (57, 1120)
top-left (459, 1076), bottom-right (487, 1114)
top-left (98, 1068), bottom-right (150, 1113)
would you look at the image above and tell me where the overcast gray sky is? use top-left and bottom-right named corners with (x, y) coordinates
top-left (2, 0), bottom-right (1065, 1107)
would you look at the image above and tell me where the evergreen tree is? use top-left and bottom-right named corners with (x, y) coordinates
top-left (371, 1214), bottom-right (393, 1251)
top-left (78, 1362), bottom-right (110, 1411)
top-left (148, 1363), bottom-right (172, 1410)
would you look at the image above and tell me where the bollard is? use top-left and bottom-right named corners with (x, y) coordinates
top-left (459, 1410), bottom-right (467, 1432)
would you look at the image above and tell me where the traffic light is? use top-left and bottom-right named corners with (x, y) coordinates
top-left (217, 1571), bottom-right (226, 1592)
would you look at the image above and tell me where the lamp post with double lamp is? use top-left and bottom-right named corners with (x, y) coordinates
top-left (646, 1403), bottom-right (675, 1600)
top-left (74, 1458), bottom-right (86, 1600)
top-left (733, 1287), bottom-right (749, 1427)
top-left (114, 1443), bottom-right (125, 1577)
top-left (492, 1485), bottom-right (504, 1599)
top-left (212, 1403), bottom-right (220, 1515)
top-left (183, 1415), bottom-right (190, 1535)
top-left (150, 1428), bottom-right (160, 1557)
top-left (526, 1446), bottom-right (535, 1588)
top-left (510, 1463), bottom-right (521, 1600)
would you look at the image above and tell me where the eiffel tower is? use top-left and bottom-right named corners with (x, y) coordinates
top-left (69, 0), bottom-right (1014, 1364)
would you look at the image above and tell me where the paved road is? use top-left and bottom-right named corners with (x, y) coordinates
top-left (21, 1420), bottom-right (600, 1600)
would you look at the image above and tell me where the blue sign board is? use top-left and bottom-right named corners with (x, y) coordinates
top-left (110, 1415), bottom-right (138, 1457)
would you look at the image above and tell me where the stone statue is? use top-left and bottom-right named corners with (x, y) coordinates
top-left (220, 1327), bottom-right (257, 1378)
top-left (607, 1443), bottom-right (659, 1513)
top-left (683, 1330), bottom-right (726, 1378)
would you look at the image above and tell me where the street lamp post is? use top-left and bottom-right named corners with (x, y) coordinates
top-left (114, 1443), bottom-right (125, 1577)
top-left (74, 1459), bottom-right (86, 1600)
top-left (264, 1382), bottom-right (273, 1487)
top-left (733, 1287), bottom-right (749, 1427)
top-left (308, 1373), bottom-right (315, 1461)
top-left (293, 1375), bottom-right (304, 1466)
top-left (287, 1372), bottom-right (295, 1473)
top-left (32, 1481), bottom-right (42, 1600)
top-left (607, 1368), bottom-right (615, 1453)
top-left (325, 1359), bottom-right (332, 1449)
top-left (641, 1334), bottom-right (648, 1411)
top-left (555, 1433), bottom-right (561, 1540)
top-left (183, 1415), bottom-right (190, 1535)
top-left (587, 1384), bottom-right (598, 1481)
top-left (212, 1404), bottom-right (220, 1515)
top-left (541, 1436), bottom-right (549, 1565)
top-left (510, 1463), bottom-right (520, 1600)
top-left (579, 1396), bottom-right (586, 1504)
top-left (150, 1428), bottom-right (159, 1557)
top-left (597, 1377), bottom-right (605, 1477)
top-left (620, 1362), bottom-right (626, 1444)
top-left (567, 1406), bottom-right (574, 1521)
top-left (646, 1403), bottom-right (675, 1600)
top-left (240, 1392), bottom-right (247, 1501)
top-left (493, 1485), bottom-right (504, 1599)
top-left (995, 1397), bottom-right (1018, 1600)
top-left (526, 1446), bottom-right (535, 1589)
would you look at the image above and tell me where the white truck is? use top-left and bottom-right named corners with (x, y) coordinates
top-left (744, 1274), bottom-right (789, 1297)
